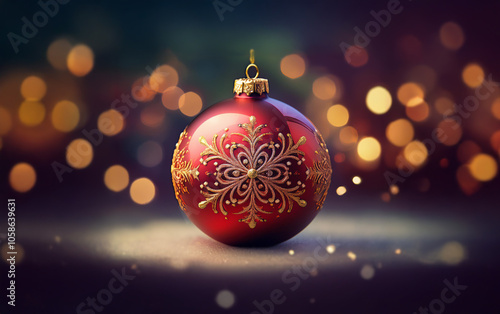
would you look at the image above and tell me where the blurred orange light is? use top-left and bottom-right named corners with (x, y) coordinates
top-left (397, 82), bottom-right (424, 106)
top-left (149, 65), bottom-right (179, 93)
top-left (457, 164), bottom-right (480, 195)
top-left (47, 38), bottom-right (73, 70)
top-left (280, 54), bottom-right (306, 79)
top-left (179, 92), bottom-right (202, 117)
top-left (313, 76), bottom-right (336, 100)
top-left (386, 119), bottom-right (414, 147)
top-left (403, 140), bottom-right (428, 167)
top-left (468, 154), bottom-right (498, 182)
top-left (491, 98), bottom-right (500, 120)
top-left (436, 119), bottom-right (462, 146)
top-left (336, 186), bottom-right (347, 196)
top-left (98, 109), bottom-right (124, 136)
top-left (131, 76), bottom-right (156, 103)
top-left (434, 97), bottom-right (455, 115)
top-left (339, 126), bottom-right (358, 145)
top-left (457, 140), bottom-right (481, 163)
top-left (140, 104), bottom-right (165, 127)
top-left (405, 100), bottom-right (430, 122)
top-left (51, 100), bottom-right (80, 132)
top-left (67, 44), bottom-right (94, 77)
top-left (357, 137), bottom-right (381, 162)
top-left (462, 63), bottom-right (484, 88)
top-left (19, 101), bottom-right (46, 126)
top-left (327, 104), bottom-right (349, 127)
top-left (20, 76), bottom-right (47, 101)
top-left (9, 162), bottom-right (36, 193)
top-left (161, 86), bottom-right (184, 110)
top-left (66, 138), bottom-right (93, 169)
top-left (366, 86), bottom-right (392, 114)
top-left (490, 130), bottom-right (500, 151)
top-left (439, 22), bottom-right (465, 50)
top-left (130, 178), bottom-right (156, 205)
top-left (0, 107), bottom-right (13, 135)
top-left (104, 165), bottom-right (129, 192)
top-left (344, 45), bottom-right (368, 67)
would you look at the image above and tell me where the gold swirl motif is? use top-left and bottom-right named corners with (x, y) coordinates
top-left (306, 132), bottom-right (332, 210)
top-left (198, 116), bottom-right (307, 229)
top-left (171, 130), bottom-right (200, 211)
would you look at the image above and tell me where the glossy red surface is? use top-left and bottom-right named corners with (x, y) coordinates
top-left (171, 93), bottom-right (332, 246)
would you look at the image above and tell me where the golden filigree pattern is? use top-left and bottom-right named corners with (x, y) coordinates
top-left (306, 132), bottom-right (332, 209)
top-left (198, 116), bottom-right (307, 228)
top-left (172, 129), bottom-right (200, 211)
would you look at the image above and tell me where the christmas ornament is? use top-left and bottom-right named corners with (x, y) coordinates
top-left (171, 50), bottom-right (332, 246)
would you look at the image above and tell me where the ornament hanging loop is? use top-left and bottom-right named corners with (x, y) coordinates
top-left (246, 49), bottom-right (259, 79)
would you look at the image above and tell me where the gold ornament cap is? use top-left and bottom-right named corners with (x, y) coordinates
top-left (234, 49), bottom-right (269, 96)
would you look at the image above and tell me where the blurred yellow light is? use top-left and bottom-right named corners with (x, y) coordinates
top-left (462, 63), bottom-right (484, 88)
top-left (130, 178), bottom-right (156, 205)
top-left (468, 154), bottom-right (498, 182)
top-left (0, 107), bottom-right (13, 135)
top-left (406, 100), bottom-right (429, 122)
top-left (357, 137), bottom-right (381, 162)
top-left (403, 140), bottom-right (428, 167)
top-left (327, 104), bottom-right (349, 127)
top-left (397, 82), bottom-right (424, 106)
top-left (104, 165), bottom-right (129, 192)
top-left (149, 65), bottom-right (179, 93)
top-left (336, 186), bottom-right (347, 196)
top-left (131, 76), bottom-right (156, 103)
top-left (491, 98), bottom-right (500, 120)
top-left (352, 176), bottom-right (361, 185)
top-left (436, 119), bottom-right (462, 146)
top-left (47, 38), bottom-right (73, 70)
top-left (66, 138), bottom-right (93, 169)
top-left (19, 101), bottom-right (46, 126)
top-left (312, 76), bottom-right (336, 100)
top-left (439, 22), bottom-right (465, 50)
top-left (51, 100), bottom-right (80, 132)
top-left (67, 44), bottom-right (94, 77)
top-left (386, 119), bottom-right (414, 147)
top-left (9, 162), bottom-right (36, 193)
top-left (339, 126), bottom-right (358, 144)
top-left (137, 141), bottom-right (163, 167)
top-left (389, 184), bottom-right (399, 195)
top-left (162, 86), bottom-right (184, 110)
top-left (20, 76), bottom-right (46, 101)
top-left (434, 97), bottom-right (455, 115)
top-left (366, 86), bottom-right (392, 114)
top-left (179, 92), bottom-right (202, 117)
top-left (98, 109), bottom-right (124, 136)
top-left (280, 54), bottom-right (306, 79)
top-left (439, 241), bottom-right (466, 265)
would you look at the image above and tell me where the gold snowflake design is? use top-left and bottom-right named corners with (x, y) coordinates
top-left (198, 116), bottom-right (307, 228)
top-left (171, 130), bottom-right (200, 211)
top-left (306, 132), bottom-right (332, 209)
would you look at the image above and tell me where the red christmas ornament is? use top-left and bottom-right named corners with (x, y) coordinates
top-left (171, 51), bottom-right (332, 246)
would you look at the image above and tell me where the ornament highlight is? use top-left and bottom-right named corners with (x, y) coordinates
top-left (171, 51), bottom-right (332, 246)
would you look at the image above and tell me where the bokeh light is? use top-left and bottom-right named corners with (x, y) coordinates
top-left (457, 164), bottom-right (480, 195)
top-left (21, 76), bottom-right (47, 101)
top-left (352, 176), bottom-right (362, 185)
top-left (457, 140), bottom-right (481, 163)
top-left (162, 86), bottom-right (184, 110)
top-left (51, 100), bottom-right (80, 132)
top-left (149, 65), bottom-right (179, 93)
top-left (66, 138), bottom-right (93, 169)
top-left (280, 54), bottom-right (306, 79)
top-left (403, 140), bottom-right (428, 167)
top-left (491, 98), bottom-right (500, 120)
top-left (397, 82), bottom-right (424, 106)
top-left (336, 186), bottom-right (347, 196)
top-left (326, 104), bottom-right (349, 127)
top-left (215, 290), bottom-right (235, 309)
top-left (405, 100), bottom-right (429, 122)
top-left (19, 101), bottom-right (46, 126)
top-left (9, 162), bottom-right (37, 193)
top-left (339, 126), bottom-right (358, 145)
top-left (67, 44), bottom-right (94, 77)
top-left (436, 119), bottom-right (462, 146)
top-left (360, 264), bottom-right (375, 280)
top-left (434, 97), bottom-right (455, 115)
top-left (130, 177), bottom-right (156, 205)
top-left (390, 185), bottom-right (399, 195)
top-left (357, 137), bottom-right (381, 162)
top-left (490, 130), bottom-right (500, 151)
top-left (47, 38), bottom-right (73, 70)
top-left (131, 76), bottom-right (156, 103)
top-left (439, 22), bottom-right (465, 50)
top-left (468, 154), bottom-right (498, 182)
top-left (140, 104), bottom-right (166, 127)
top-left (179, 92), bottom-right (203, 117)
top-left (98, 109), bottom-right (124, 136)
top-left (366, 86), bottom-right (392, 114)
top-left (137, 140), bottom-right (163, 167)
top-left (386, 119), bottom-right (414, 147)
top-left (462, 63), bottom-right (484, 88)
top-left (104, 165), bottom-right (130, 192)
top-left (0, 107), bottom-right (13, 135)
top-left (344, 45), bottom-right (369, 67)
top-left (312, 76), bottom-right (336, 100)
top-left (439, 241), bottom-right (466, 265)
